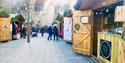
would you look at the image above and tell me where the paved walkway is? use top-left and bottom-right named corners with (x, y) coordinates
top-left (0, 34), bottom-right (97, 63)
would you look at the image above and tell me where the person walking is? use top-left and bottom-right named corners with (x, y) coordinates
top-left (15, 24), bottom-right (19, 34)
top-left (22, 25), bottom-right (26, 39)
top-left (12, 22), bottom-right (16, 40)
top-left (47, 26), bottom-right (53, 40)
top-left (53, 26), bottom-right (59, 40)
top-left (15, 24), bottom-right (20, 39)
top-left (40, 26), bottom-right (45, 37)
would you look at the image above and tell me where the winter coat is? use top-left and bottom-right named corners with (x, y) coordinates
top-left (53, 26), bottom-right (58, 35)
top-left (22, 27), bottom-right (26, 35)
top-left (40, 27), bottom-right (45, 33)
top-left (47, 27), bottom-right (53, 35)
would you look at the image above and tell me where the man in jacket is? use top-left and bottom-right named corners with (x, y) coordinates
top-left (40, 27), bottom-right (45, 37)
top-left (53, 26), bottom-right (59, 40)
top-left (47, 26), bottom-right (53, 40)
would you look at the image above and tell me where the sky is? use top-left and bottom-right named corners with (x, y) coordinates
top-left (0, 0), bottom-right (77, 26)
top-left (0, 0), bottom-right (25, 13)
top-left (34, 0), bottom-right (77, 25)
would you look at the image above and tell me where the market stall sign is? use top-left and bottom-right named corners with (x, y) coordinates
top-left (64, 17), bottom-right (72, 41)
top-left (115, 6), bottom-right (125, 22)
top-left (100, 39), bottom-right (111, 61)
top-left (81, 16), bottom-right (89, 23)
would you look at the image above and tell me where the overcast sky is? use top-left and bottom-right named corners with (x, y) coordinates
top-left (0, 0), bottom-right (77, 25)
top-left (35, 0), bottom-right (77, 25)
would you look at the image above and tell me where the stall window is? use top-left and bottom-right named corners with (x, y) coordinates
top-left (114, 22), bottom-right (123, 35)
top-left (104, 13), bottom-right (115, 34)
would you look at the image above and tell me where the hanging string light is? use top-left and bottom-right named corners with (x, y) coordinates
top-left (100, 12), bottom-right (102, 15)
top-left (106, 9), bottom-right (109, 12)
top-left (96, 12), bottom-right (98, 15)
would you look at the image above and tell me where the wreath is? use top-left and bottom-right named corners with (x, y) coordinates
top-left (75, 23), bottom-right (80, 30)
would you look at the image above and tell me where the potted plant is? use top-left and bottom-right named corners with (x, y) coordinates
top-left (0, 7), bottom-right (9, 18)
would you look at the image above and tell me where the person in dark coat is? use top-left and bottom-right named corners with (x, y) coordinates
top-left (32, 27), bottom-right (38, 37)
top-left (22, 25), bottom-right (26, 38)
top-left (53, 26), bottom-right (59, 40)
top-left (47, 26), bottom-right (53, 40)
top-left (40, 27), bottom-right (45, 37)
top-left (12, 22), bottom-right (16, 40)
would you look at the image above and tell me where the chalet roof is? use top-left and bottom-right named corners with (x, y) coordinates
top-left (74, 0), bottom-right (123, 10)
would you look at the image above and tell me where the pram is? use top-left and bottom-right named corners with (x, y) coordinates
top-left (31, 27), bottom-right (38, 37)
top-left (32, 32), bottom-right (38, 37)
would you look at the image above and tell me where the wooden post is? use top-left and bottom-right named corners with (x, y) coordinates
top-left (123, 0), bottom-right (125, 30)
top-left (122, 21), bottom-right (125, 37)
top-left (122, 0), bottom-right (125, 38)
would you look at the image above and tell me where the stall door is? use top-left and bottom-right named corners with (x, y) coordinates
top-left (72, 10), bottom-right (92, 56)
top-left (93, 15), bottom-right (104, 57)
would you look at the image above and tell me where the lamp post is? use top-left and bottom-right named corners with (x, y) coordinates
top-left (27, 0), bottom-right (30, 42)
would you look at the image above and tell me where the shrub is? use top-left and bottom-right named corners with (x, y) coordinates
top-left (0, 7), bottom-right (9, 17)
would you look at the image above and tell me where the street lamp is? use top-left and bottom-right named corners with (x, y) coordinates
top-left (27, 0), bottom-right (30, 42)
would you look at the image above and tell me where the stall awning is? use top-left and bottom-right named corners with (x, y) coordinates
top-left (74, 0), bottom-right (123, 10)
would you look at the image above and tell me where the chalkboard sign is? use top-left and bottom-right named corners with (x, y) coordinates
top-left (100, 39), bottom-right (111, 61)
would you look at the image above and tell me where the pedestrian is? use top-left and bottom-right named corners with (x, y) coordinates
top-left (40, 26), bottom-right (45, 37)
top-left (47, 26), bottom-right (53, 40)
top-left (15, 24), bottom-right (19, 34)
top-left (12, 22), bottom-right (16, 40)
top-left (53, 26), bottom-right (59, 40)
top-left (15, 24), bottom-right (20, 39)
top-left (22, 25), bottom-right (26, 39)
top-left (32, 27), bottom-right (38, 37)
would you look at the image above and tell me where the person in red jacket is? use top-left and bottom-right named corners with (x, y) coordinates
top-left (15, 24), bottom-right (19, 34)
top-left (15, 24), bottom-right (21, 39)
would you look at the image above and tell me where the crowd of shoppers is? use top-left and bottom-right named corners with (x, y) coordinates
top-left (12, 22), bottom-right (59, 41)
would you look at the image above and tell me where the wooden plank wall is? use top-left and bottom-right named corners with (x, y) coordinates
top-left (0, 18), bottom-right (10, 41)
top-left (118, 38), bottom-right (125, 63)
top-left (72, 10), bottom-right (92, 56)
top-left (97, 32), bottom-right (125, 63)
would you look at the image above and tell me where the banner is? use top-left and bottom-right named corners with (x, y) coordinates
top-left (64, 17), bottom-right (72, 41)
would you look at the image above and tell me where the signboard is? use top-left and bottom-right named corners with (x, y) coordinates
top-left (64, 17), bottom-right (72, 41)
top-left (115, 6), bottom-right (125, 22)
top-left (81, 17), bottom-right (89, 23)
top-left (100, 39), bottom-right (111, 61)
